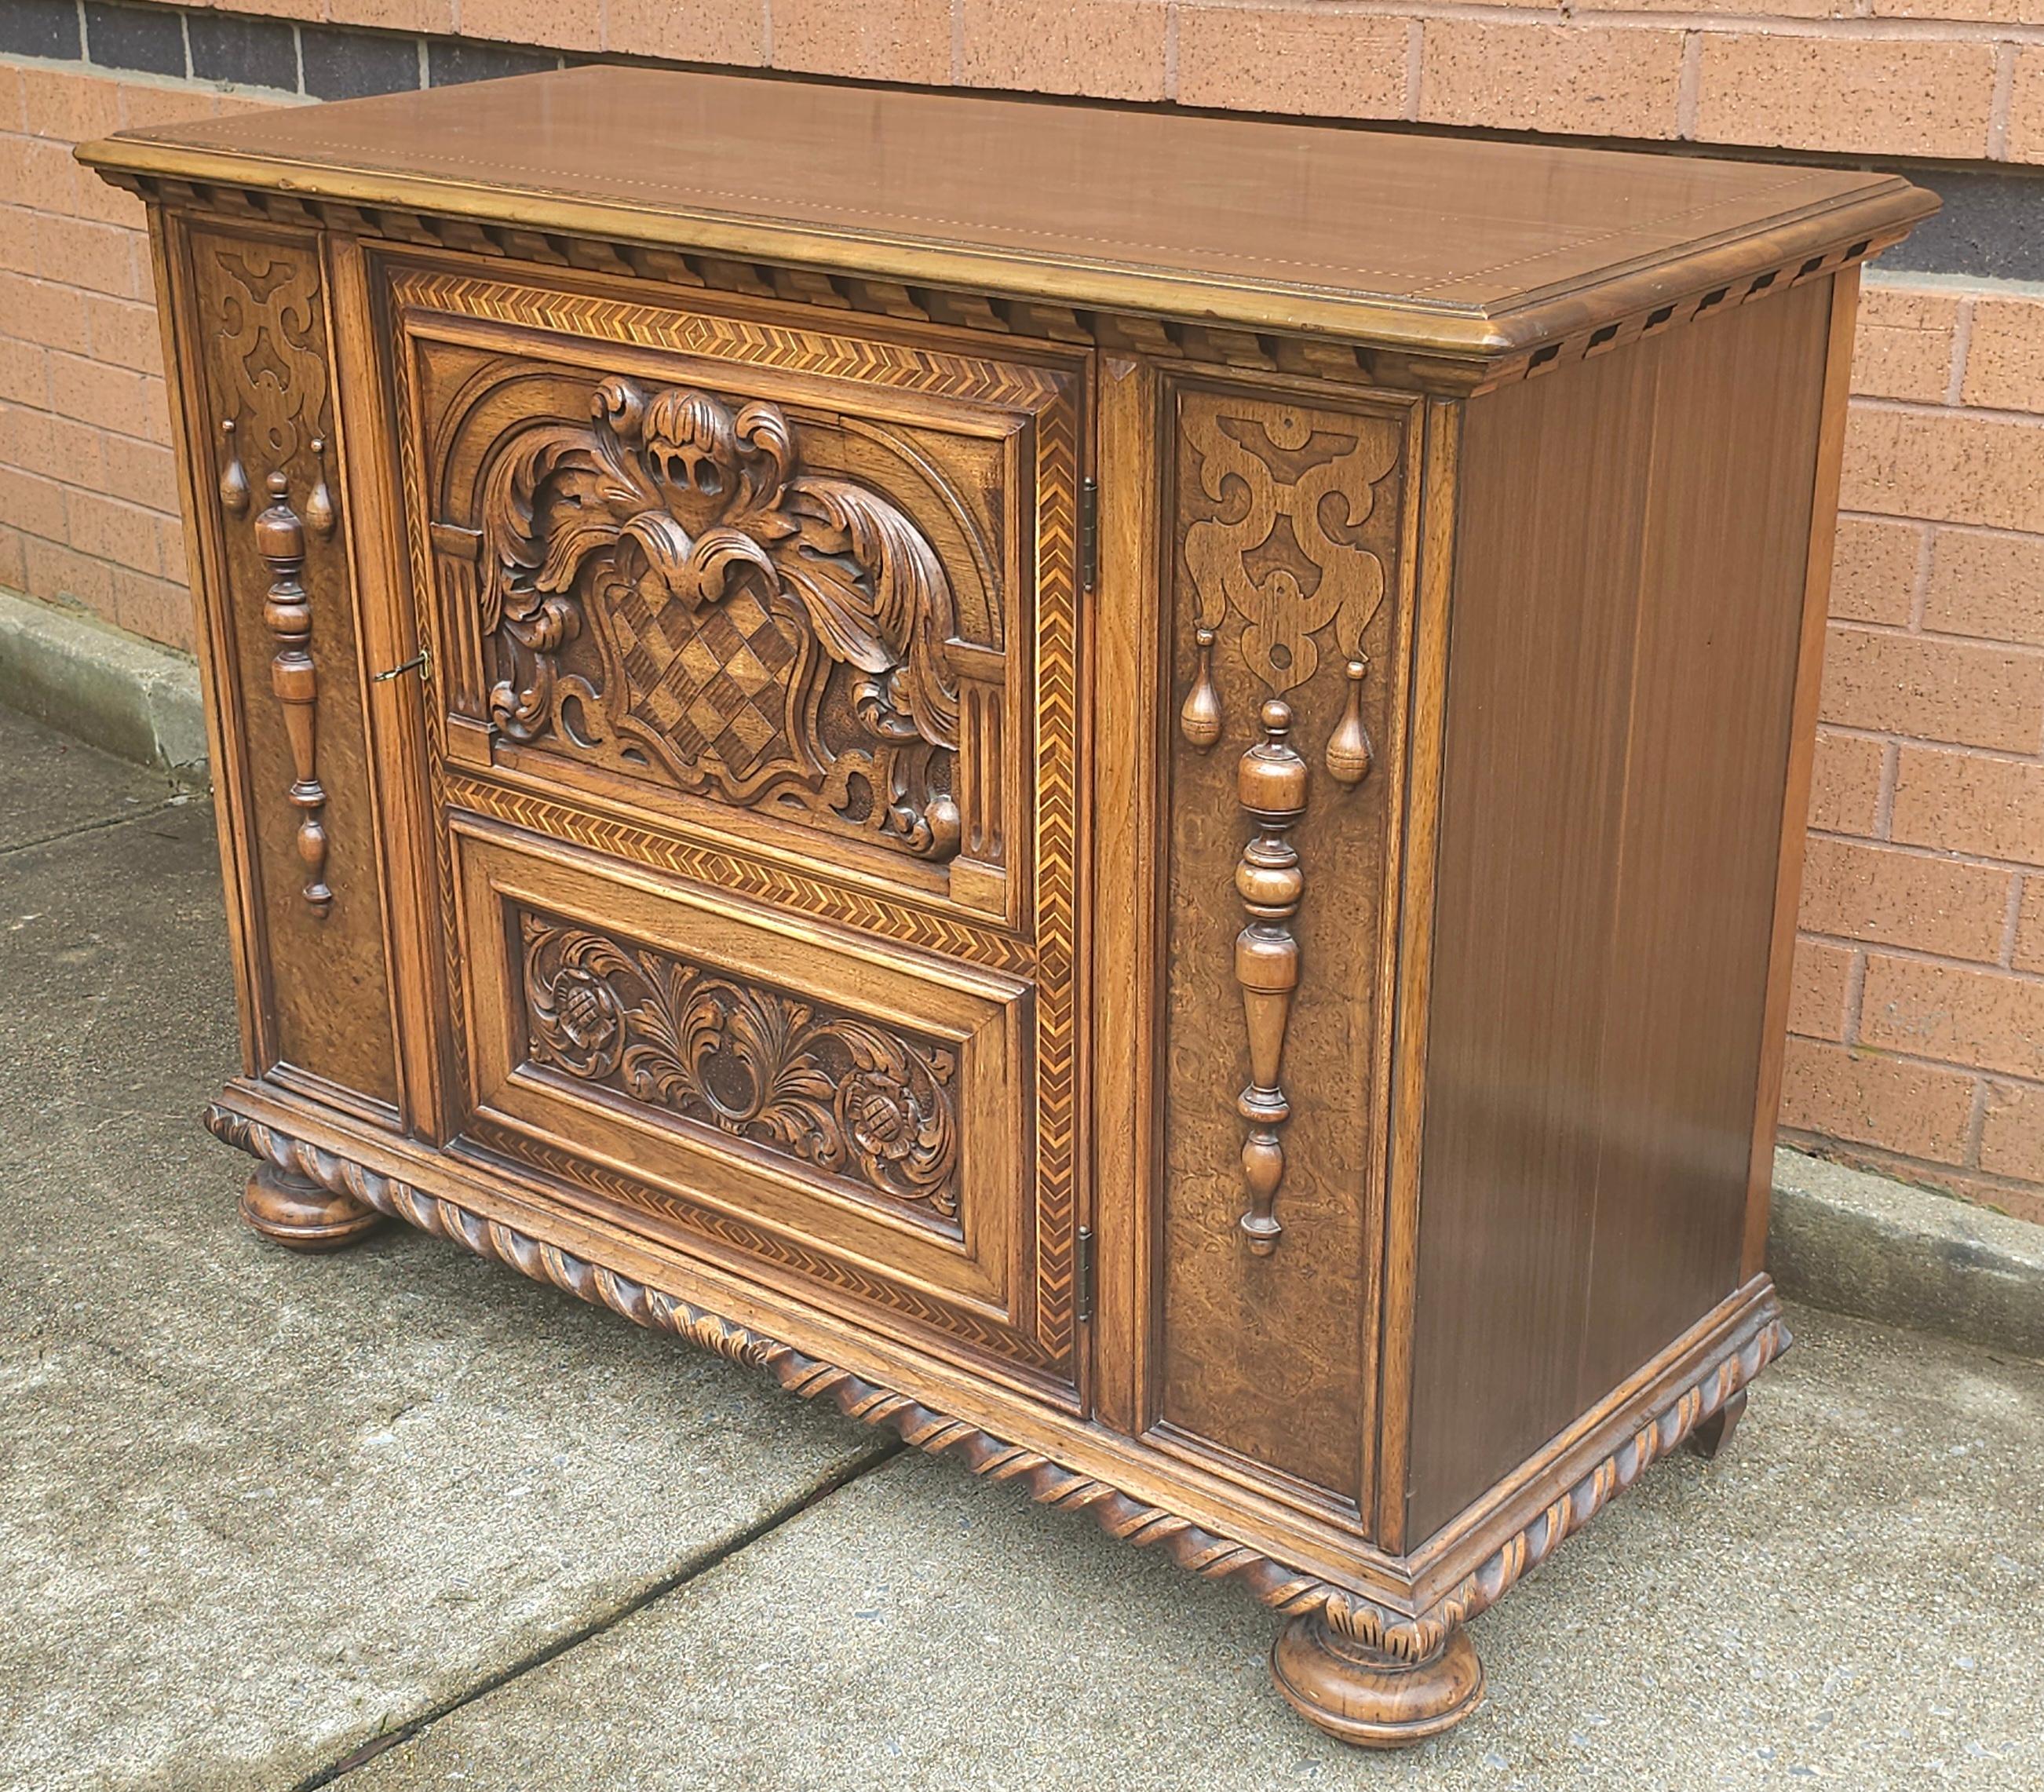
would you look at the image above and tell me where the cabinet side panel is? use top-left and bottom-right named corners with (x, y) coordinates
top-left (1575, 282), bottom-right (1831, 1400)
top-left (1406, 279), bottom-right (1832, 1541)
top-left (1402, 344), bottom-right (1658, 1541)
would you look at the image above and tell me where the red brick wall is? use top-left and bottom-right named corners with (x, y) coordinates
top-left (1787, 284), bottom-right (2044, 1221)
top-left (0, 65), bottom-right (220, 646)
top-left (3, 9), bottom-right (2042, 1223)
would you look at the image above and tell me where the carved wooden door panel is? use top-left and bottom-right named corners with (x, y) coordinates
top-left (382, 259), bottom-right (1087, 1401)
top-left (1146, 375), bottom-right (1421, 1530)
top-left (167, 217), bottom-right (402, 1127)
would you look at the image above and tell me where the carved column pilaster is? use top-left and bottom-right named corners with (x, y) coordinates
top-left (1177, 393), bottom-right (1400, 1255)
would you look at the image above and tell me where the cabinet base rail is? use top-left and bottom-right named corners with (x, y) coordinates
top-left (206, 1099), bottom-right (1788, 1745)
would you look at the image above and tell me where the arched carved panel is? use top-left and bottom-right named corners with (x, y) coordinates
top-left (476, 375), bottom-right (968, 860)
top-left (395, 275), bottom-right (1038, 907)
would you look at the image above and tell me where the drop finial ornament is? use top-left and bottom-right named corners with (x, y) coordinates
top-left (1325, 656), bottom-right (1373, 787)
top-left (218, 419), bottom-right (249, 516)
top-left (1181, 625), bottom-right (1224, 748)
top-left (305, 436), bottom-right (336, 539)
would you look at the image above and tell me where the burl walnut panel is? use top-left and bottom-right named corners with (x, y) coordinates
top-left (1157, 379), bottom-right (1418, 1513)
top-left (180, 220), bottom-right (399, 1119)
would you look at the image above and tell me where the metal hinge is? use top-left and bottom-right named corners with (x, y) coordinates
top-left (1075, 1224), bottom-right (1096, 1324)
top-left (1078, 476), bottom-right (1099, 593)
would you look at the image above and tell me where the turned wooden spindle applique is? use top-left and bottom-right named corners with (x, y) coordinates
top-left (254, 471), bottom-right (332, 915)
top-left (1232, 699), bottom-right (1309, 1254)
top-left (1180, 396), bottom-right (1397, 1253)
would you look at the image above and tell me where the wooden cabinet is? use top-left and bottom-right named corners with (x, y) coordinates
top-left (84, 68), bottom-right (1933, 1745)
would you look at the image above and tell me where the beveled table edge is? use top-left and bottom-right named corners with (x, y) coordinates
top-left (75, 130), bottom-right (1936, 360)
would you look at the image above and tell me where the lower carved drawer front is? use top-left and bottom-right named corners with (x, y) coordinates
top-left (447, 818), bottom-right (1066, 1393)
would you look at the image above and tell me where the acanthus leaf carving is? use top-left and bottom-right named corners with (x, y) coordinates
top-left (520, 911), bottom-right (960, 1220)
top-left (476, 378), bottom-right (964, 860)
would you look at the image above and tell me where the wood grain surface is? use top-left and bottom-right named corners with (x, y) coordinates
top-left (1403, 277), bottom-right (1834, 1542)
top-left (167, 217), bottom-right (401, 1121)
top-left (1155, 378), bottom-right (1418, 1516)
top-left (99, 81), bottom-right (1911, 1743)
top-left (81, 68), bottom-right (1933, 356)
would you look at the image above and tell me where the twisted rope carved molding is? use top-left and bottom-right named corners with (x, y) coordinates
top-left (206, 1104), bottom-right (1788, 1659)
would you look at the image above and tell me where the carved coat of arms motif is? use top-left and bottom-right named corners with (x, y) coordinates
top-left (480, 378), bottom-right (963, 859)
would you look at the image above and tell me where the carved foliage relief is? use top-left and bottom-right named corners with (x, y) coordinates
top-left (476, 378), bottom-right (967, 861)
top-left (520, 909), bottom-right (960, 1221)
top-left (392, 273), bottom-right (1083, 1371)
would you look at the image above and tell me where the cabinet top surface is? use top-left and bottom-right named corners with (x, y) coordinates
top-left (82, 65), bottom-right (1932, 354)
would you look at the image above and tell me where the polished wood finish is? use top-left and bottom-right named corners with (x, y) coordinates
top-left (240, 1159), bottom-right (382, 1250)
top-left (1271, 1617), bottom-right (1485, 1748)
top-left (168, 218), bottom-right (402, 1123)
top-left (1154, 378), bottom-right (1415, 1513)
top-left (80, 66), bottom-right (1926, 361)
top-left (84, 69), bottom-right (1931, 1748)
top-left (1747, 269), bottom-right (1863, 1283)
top-left (1405, 277), bottom-right (1838, 1542)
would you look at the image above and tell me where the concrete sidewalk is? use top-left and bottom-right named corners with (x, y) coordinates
top-left (4, 704), bottom-right (2041, 1791)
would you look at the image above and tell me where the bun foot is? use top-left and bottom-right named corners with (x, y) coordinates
top-left (241, 1161), bottom-right (381, 1251)
top-left (1269, 1614), bottom-right (1484, 1747)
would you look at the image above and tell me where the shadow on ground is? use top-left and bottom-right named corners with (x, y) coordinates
top-left (3, 706), bottom-right (2040, 1791)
